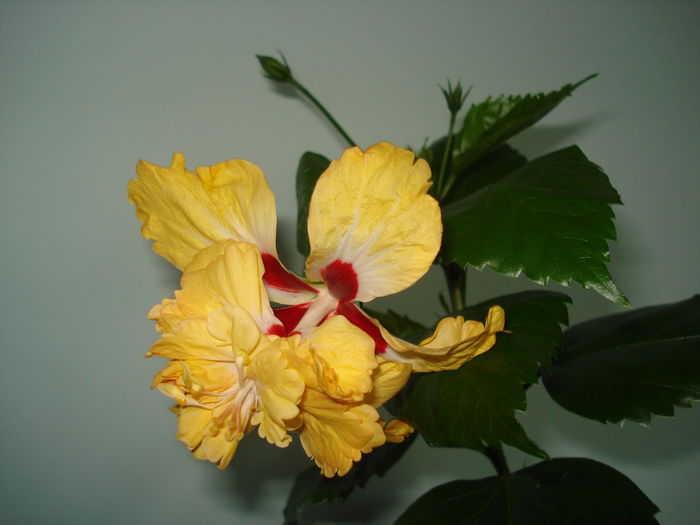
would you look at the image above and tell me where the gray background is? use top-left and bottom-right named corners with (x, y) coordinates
top-left (2, 1), bottom-right (699, 523)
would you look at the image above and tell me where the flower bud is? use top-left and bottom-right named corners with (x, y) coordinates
top-left (256, 54), bottom-right (292, 83)
top-left (440, 80), bottom-right (471, 114)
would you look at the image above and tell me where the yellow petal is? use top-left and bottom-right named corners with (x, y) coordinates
top-left (176, 406), bottom-right (211, 450)
top-left (196, 158), bottom-right (278, 255)
top-left (151, 359), bottom-right (183, 389)
top-left (128, 153), bottom-right (277, 269)
top-left (247, 344), bottom-right (305, 447)
top-left (155, 383), bottom-right (187, 405)
top-left (148, 298), bottom-right (185, 333)
top-left (156, 240), bottom-right (279, 335)
top-left (305, 143), bottom-right (441, 302)
top-left (307, 316), bottom-right (377, 402)
top-left (364, 359), bottom-right (412, 407)
top-left (200, 431), bottom-right (239, 470)
top-left (184, 240), bottom-right (231, 272)
top-left (383, 419), bottom-right (414, 443)
top-left (186, 359), bottom-right (239, 395)
top-left (206, 305), bottom-right (263, 354)
top-left (381, 306), bottom-right (506, 372)
top-left (177, 406), bottom-right (242, 469)
top-left (148, 318), bottom-right (234, 361)
top-left (280, 336), bottom-right (317, 389)
top-left (153, 357), bottom-right (244, 410)
top-left (297, 389), bottom-right (385, 477)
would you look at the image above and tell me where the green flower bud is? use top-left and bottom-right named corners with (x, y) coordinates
top-left (440, 80), bottom-right (471, 114)
top-left (256, 54), bottom-right (292, 83)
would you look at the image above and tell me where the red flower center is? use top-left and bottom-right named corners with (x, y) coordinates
top-left (321, 259), bottom-right (359, 301)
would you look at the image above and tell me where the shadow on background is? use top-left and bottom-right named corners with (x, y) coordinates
top-left (204, 436), bottom-right (408, 524)
top-left (208, 438), bottom-right (308, 512)
top-left (509, 116), bottom-right (611, 157)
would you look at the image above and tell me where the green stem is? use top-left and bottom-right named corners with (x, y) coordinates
top-left (485, 446), bottom-right (510, 476)
top-left (436, 111), bottom-right (457, 199)
top-left (289, 78), bottom-right (357, 147)
top-left (443, 262), bottom-right (466, 312)
top-left (440, 163), bottom-right (460, 201)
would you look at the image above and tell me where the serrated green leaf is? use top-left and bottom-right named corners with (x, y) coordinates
top-left (442, 144), bottom-right (528, 205)
top-left (283, 436), bottom-right (415, 525)
top-left (451, 74), bottom-right (596, 174)
top-left (362, 307), bottom-right (428, 344)
top-left (543, 295), bottom-right (700, 424)
top-left (296, 152), bottom-right (330, 257)
top-left (391, 291), bottom-right (570, 459)
top-left (395, 458), bottom-right (659, 524)
top-left (442, 146), bottom-right (629, 306)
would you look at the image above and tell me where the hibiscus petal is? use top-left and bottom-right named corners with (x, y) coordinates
top-left (297, 389), bottom-right (385, 477)
top-left (200, 431), bottom-right (239, 470)
top-left (176, 406), bottom-right (211, 450)
top-left (248, 344), bottom-right (305, 447)
top-left (157, 240), bottom-right (279, 335)
top-left (128, 152), bottom-right (278, 269)
top-left (307, 316), bottom-right (377, 402)
top-left (380, 306), bottom-right (506, 372)
top-left (148, 318), bottom-right (235, 361)
top-left (383, 419), bottom-right (415, 443)
top-left (305, 143), bottom-right (441, 302)
top-left (364, 359), bottom-right (412, 407)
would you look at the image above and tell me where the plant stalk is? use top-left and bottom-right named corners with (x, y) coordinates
top-left (439, 164), bottom-right (460, 202)
top-left (485, 446), bottom-right (510, 476)
top-left (443, 262), bottom-right (467, 312)
top-left (436, 111), bottom-right (457, 199)
top-left (289, 78), bottom-right (357, 147)
top-left (444, 261), bottom-right (510, 478)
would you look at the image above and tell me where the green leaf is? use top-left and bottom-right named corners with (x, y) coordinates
top-left (442, 146), bottom-right (629, 306)
top-left (391, 291), bottom-right (570, 459)
top-left (395, 458), bottom-right (659, 524)
top-left (296, 152), bottom-right (330, 257)
top-left (451, 74), bottom-right (596, 173)
top-left (362, 307), bottom-right (428, 343)
top-left (442, 144), bottom-right (528, 206)
top-left (543, 295), bottom-right (700, 424)
top-left (283, 436), bottom-right (415, 525)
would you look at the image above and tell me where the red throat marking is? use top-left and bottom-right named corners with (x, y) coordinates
top-left (261, 253), bottom-right (318, 294)
top-left (321, 259), bottom-right (359, 301)
top-left (272, 302), bottom-right (312, 335)
top-left (266, 323), bottom-right (287, 337)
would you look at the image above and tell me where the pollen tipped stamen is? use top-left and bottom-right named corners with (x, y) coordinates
top-left (209, 374), bottom-right (260, 442)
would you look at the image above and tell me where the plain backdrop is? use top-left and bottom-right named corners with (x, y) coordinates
top-left (2, 1), bottom-right (699, 524)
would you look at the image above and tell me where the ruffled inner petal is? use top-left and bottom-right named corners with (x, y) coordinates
top-left (297, 389), bottom-right (385, 478)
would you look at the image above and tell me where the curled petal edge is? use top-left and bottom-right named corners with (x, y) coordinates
top-left (380, 306), bottom-right (506, 372)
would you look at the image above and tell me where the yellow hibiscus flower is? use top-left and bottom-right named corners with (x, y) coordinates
top-left (130, 142), bottom-right (505, 476)
top-left (148, 239), bottom-right (409, 476)
top-left (147, 241), bottom-right (305, 468)
top-left (129, 142), bottom-right (504, 370)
